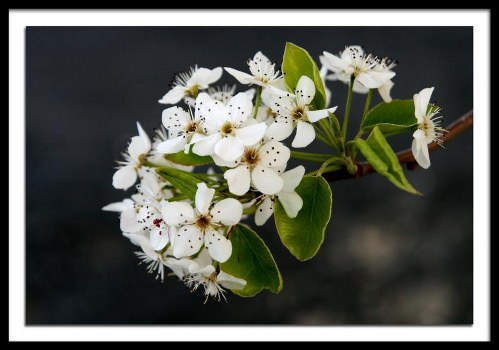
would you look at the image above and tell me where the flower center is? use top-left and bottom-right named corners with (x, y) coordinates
top-left (242, 147), bottom-right (261, 168)
top-left (291, 106), bottom-right (307, 121)
top-left (185, 84), bottom-right (199, 98)
top-left (186, 121), bottom-right (199, 133)
top-left (220, 122), bottom-right (236, 137)
top-left (195, 215), bottom-right (212, 232)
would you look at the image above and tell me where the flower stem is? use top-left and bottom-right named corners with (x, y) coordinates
top-left (252, 85), bottom-right (263, 119)
top-left (291, 151), bottom-right (333, 163)
top-left (316, 157), bottom-right (345, 176)
top-left (342, 75), bottom-right (355, 141)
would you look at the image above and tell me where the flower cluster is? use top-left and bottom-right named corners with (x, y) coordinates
top-left (104, 45), bottom-right (444, 301)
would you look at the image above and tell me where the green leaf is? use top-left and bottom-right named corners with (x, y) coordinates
top-left (361, 100), bottom-right (418, 136)
top-left (274, 176), bottom-right (332, 261)
top-left (221, 224), bottom-right (282, 297)
top-left (156, 167), bottom-right (201, 200)
top-left (355, 127), bottom-right (420, 195)
top-left (282, 42), bottom-right (327, 110)
top-left (164, 149), bottom-right (213, 166)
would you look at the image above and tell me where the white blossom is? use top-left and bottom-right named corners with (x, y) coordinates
top-left (411, 87), bottom-right (445, 169)
top-left (162, 183), bottom-right (242, 263)
top-left (218, 140), bottom-right (290, 196)
top-left (186, 263), bottom-right (246, 302)
top-left (190, 92), bottom-right (267, 162)
top-left (156, 95), bottom-right (208, 154)
top-left (321, 46), bottom-right (397, 102)
top-left (225, 51), bottom-right (283, 89)
top-left (112, 122), bottom-right (151, 190)
top-left (158, 65), bottom-right (222, 105)
top-left (255, 165), bottom-right (305, 226)
top-left (266, 76), bottom-right (337, 148)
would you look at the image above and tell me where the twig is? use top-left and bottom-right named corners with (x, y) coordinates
top-left (322, 110), bottom-right (474, 182)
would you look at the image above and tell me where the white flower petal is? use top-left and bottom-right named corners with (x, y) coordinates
top-left (156, 136), bottom-right (187, 154)
top-left (150, 226), bottom-right (170, 251)
top-left (205, 230), bottom-right (232, 263)
top-left (224, 165), bottom-right (251, 196)
top-left (295, 75), bottom-right (316, 106)
top-left (292, 121), bottom-right (315, 148)
top-left (136, 122), bottom-right (151, 151)
top-left (252, 166), bottom-right (284, 195)
top-left (112, 165), bottom-right (137, 190)
top-left (203, 100), bottom-right (227, 132)
top-left (259, 140), bottom-right (290, 167)
top-left (322, 51), bottom-right (351, 72)
top-left (123, 232), bottom-right (147, 247)
top-left (412, 130), bottom-right (431, 169)
top-left (224, 67), bottom-right (255, 85)
top-left (352, 80), bottom-right (369, 94)
top-left (210, 198), bottom-right (243, 226)
top-left (277, 191), bottom-right (303, 218)
top-left (357, 72), bottom-right (383, 89)
top-left (235, 122), bottom-right (267, 146)
top-left (195, 183), bottom-right (215, 214)
top-left (102, 199), bottom-right (133, 212)
top-left (158, 86), bottom-right (186, 104)
top-left (172, 225), bottom-right (203, 258)
top-left (225, 92), bottom-right (253, 125)
top-left (265, 120), bottom-right (294, 142)
top-left (307, 106), bottom-right (338, 123)
top-left (162, 106), bottom-right (190, 133)
top-left (128, 136), bottom-right (149, 161)
top-left (217, 271), bottom-right (247, 290)
top-left (194, 92), bottom-right (214, 121)
top-left (414, 87), bottom-right (434, 121)
top-left (378, 81), bottom-right (394, 103)
top-left (207, 67), bottom-right (223, 85)
top-left (281, 165), bottom-right (305, 192)
top-left (161, 201), bottom-right (195, 226)
top-left (211, 154), bottom-right (240, 167)
top-left (214, 136), bottom-right (244, 162)
top-left (244, 88), bottom-right (256, 101)
top-left (192, 133), bottom-right (221, 156)
top-left (189, 67), bottom-right (222, 87)
top-left (120, 208), bottom-right (143, 233)
top-left (255, 196), bottom-right (274, 226)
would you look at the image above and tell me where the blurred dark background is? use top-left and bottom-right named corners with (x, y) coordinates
top-left (26, 27), bottom-right (473, 324)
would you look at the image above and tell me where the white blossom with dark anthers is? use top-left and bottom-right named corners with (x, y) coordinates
top-left (185, 263), bottom-right (246, 302)
top-left (321, 45), bottom-right (395, 91)
top-left (219, 140), bottom-right (290, 196)
top-left (158, 65), bottom-right (223, 105)
top-left (224, 51), bottom-right (284, 90)
top-left (162, 183), bottom-right (243, 263)
top-left (189, 92), bottom-right (267, 162)
top-left (208, 84), bottom-right (256, 105)
top-left (266, 76), bottom-right (338, 148)
top-left (112, 122), bottom-right (151, 190)
top-left (411, 87), bottom-right (446, 169)
top-left (156, 95), bottom-right (209, 154)
top-left (105, 171), bottom-right (176, 251)
top-left (254, 165), bottom-right (305, 226)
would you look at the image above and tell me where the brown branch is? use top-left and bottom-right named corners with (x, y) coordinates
top-left (322, 110), bottom-right (474, 182)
